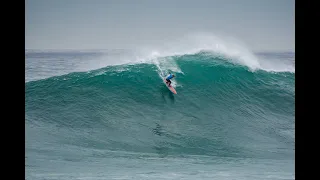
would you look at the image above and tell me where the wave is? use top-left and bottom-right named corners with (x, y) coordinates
top-left (26, 53), bottom-right (294, 160)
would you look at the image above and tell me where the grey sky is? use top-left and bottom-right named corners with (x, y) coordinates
top-left (26, 0), bottom-right (294, 52)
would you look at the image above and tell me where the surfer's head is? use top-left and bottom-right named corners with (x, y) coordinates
top-left (172, 74), bottom-right (175, 77)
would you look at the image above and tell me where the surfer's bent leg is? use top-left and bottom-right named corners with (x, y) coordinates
top-left (167, 79), bottom-right (171, 86)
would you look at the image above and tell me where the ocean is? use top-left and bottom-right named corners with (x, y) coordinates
top-left (25, 46), bottom-right (295, 179)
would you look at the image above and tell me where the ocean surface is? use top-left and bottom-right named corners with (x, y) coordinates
top-left (25, 45), bottom-right (295, 179)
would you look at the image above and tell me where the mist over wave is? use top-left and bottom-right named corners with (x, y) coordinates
top-left (25, 33), bottom-right (294, 82)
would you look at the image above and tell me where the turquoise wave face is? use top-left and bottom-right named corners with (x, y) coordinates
top-left (26, 53), bottom-right (294, 159)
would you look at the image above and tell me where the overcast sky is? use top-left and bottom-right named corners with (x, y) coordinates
top-left (26, 0), bottom-right (294, 52)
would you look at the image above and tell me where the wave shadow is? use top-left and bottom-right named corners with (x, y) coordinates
top-left (160, 86), bottom-right (175, 104)
top-left (152, 123), bottom-right (169, 158)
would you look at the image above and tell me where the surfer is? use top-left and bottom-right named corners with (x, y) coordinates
top-left (165, 73), bottom-right (175, 87)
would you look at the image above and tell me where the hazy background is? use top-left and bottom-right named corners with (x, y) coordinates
top-left (25, 0), bottom-right (294, 52)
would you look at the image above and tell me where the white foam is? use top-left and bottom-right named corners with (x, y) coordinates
top-left (152, 57), bottom-right (182, 88)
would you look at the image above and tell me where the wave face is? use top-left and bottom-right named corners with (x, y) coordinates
top-left (25, 50), bottom-right (295, 180)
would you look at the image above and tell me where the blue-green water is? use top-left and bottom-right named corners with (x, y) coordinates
top-left (26, 51), bottom-right (294, 180)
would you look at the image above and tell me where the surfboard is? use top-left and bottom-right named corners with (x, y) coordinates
top-left (163, 78), bottom-right (177, 94)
